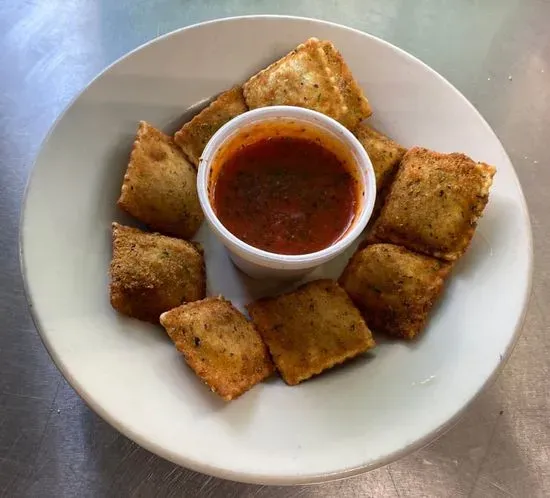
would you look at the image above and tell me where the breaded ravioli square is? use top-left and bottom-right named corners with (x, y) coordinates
top-left (320, 40), bottom-right (372, 129)
top-left (247, 280), bottom-right (375, 386)
top-left (243, 38), bottom-right (348, 124)
top-left (353, 123), bottom-right (407, 191)
top-left (340, 244), bottom-right (451, 340)
top-left (174, 87), bottom-right (247, 166)
top-left (118, 121), bottom-right (203, 239)
top-left (160, 297), bottom-right (274, 401)
top-left (109, 223), bottom-right (205, 323)
top-left (369, 147), bottom-right (496, 260)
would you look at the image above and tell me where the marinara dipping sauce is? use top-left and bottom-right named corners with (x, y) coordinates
top-left (209, 120), bottom-right (362, 255)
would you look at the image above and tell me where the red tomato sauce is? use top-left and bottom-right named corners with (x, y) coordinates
top-left (211, 136), bottom-right (358, 255)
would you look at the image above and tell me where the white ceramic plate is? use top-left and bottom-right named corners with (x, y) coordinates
top-left (21, 16), bottom-right (532, 485)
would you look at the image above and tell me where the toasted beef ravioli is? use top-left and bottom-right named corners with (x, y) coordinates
top-left (243, 38), bottom-right (370, 128)
top-left (247, 280), bottom-right (375, 386)
top-left (353, 123), bottom-right (407, 192)
top-left (160, 297), bottom-right (274, 401)
top-left (368, 147), bottom-right (496, 261)
top-left (320, 40), bottom-right (372, 129)
top-left (109, 223), bottom-right (205, 323)
top-left (117, 121), bottom-right (203, 239)
top-left (174, 87), bottom-right (248, 167)
top-left (340, 244), bottom-right (451, 340)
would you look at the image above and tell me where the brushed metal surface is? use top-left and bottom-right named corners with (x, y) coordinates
top-left (1, 1), bottom-right (549, 496)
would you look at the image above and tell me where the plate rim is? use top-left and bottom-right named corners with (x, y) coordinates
top-left (19, 14), bottom-right (534, 485)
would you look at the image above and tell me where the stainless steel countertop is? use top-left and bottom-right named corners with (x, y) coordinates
top-left (1, 1), bottom-right (549, 496)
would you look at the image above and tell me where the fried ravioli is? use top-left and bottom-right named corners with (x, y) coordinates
top-left (368, 147), bottom-right (496, 260)
top-left (109, 223), bottom-right (205, 323)
top-left (340, 244), bottom-right (451, 340)
top-left (160, 297), bottom-right (274, 401)
top-left (320, 40), bottom-right (372, 129)
top-left (247, 280), bottom-right (375, 386)
top-left (243, 38), bottom-right (348, 124)
top-left (353, 123), bottom-right (407, 191)
top-left (117, 121), bottom-right (203, 239)
top-left (174, 87), bottom-right (248, 166)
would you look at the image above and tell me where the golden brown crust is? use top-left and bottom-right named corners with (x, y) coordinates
top-left (320, 41), bottom-right (372, 129)
top-left (160, 297), bottom-right (274, 401)
top-left (247, 280), bottom-right (375, 386)
top-left (243, 38), bottom-right (348, 123)
top-left (109, 223), bottom-right (205, 323)
top-left (368, 147), bottom-right (496, 260)
top-left (117, 121), bottom-right (203, 239)
top-left (174, 87), bottom-right (248, 166)
top-left (339, 244), bottom-right (451, 340)
top-left (353, 123), bottom-right (407, 191)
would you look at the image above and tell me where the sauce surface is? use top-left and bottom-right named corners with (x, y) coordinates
top-left (211, 135), bottom-right (358, 255)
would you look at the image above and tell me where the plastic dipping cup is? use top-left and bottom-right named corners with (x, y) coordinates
top-left (197, 106), bottom-right (376, 279)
